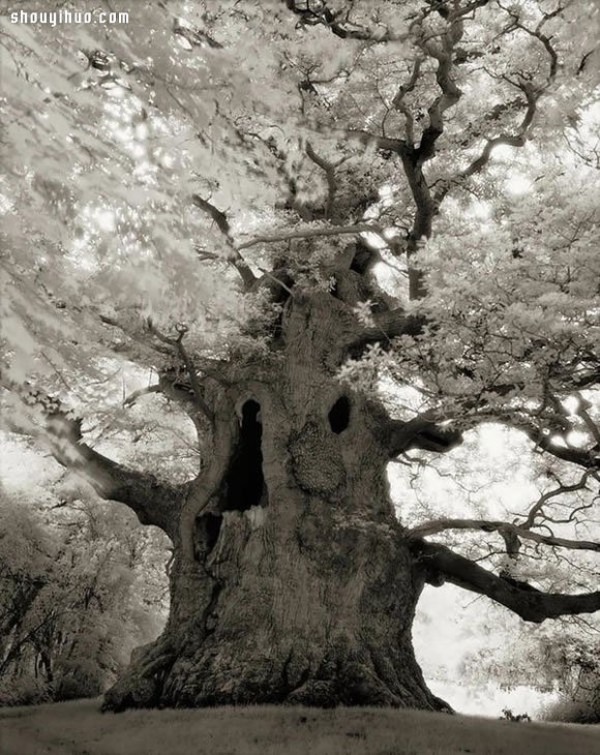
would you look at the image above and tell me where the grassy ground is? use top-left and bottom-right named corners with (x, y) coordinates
top-left (0, 699), bottom-right (598, 755)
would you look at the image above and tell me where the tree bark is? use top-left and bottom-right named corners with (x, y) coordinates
top-left (102, 291), bottom-right (448, 712)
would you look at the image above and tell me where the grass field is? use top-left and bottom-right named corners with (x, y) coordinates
top-left (0, 699), bottom-right (598, 755)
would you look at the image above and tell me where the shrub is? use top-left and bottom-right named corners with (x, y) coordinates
top-left (0, 676), bottom-right (53, 707)
top-left (542, 696), bottom-right (600, 724)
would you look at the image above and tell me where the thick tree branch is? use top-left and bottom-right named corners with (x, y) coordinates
top-left (236, 222), bottom-right (388, 251)
top-left (122, 384), bottom-right (162, 407)
top-left (391, 57), bottom-right (422, 147)
top-left (414, 15), bottom-right (464, 164)
top-left (3, 382), bottom-right (183, 538)
top-left (191, 194), bottom-right (231, 237)
top-left (346, 130), bottom-right (409, 155)
top-left (48, 422), bottom-right (182, 538)
top-left (383, 414), bottom-right (463, 456)
top-left (283, 0), bottom-right (405, 42)
top-left (305, 141), bottom-right (337, 220)
top-left (400, 150), bottom-right (435, 300)
top-left (179, 396), bottom-right (238, 560)
top-left (395, 7), bottom-right (466, 300)
top-left (411, 539), bottom-right (600, 622)
top-left (521, 423), bottom-right (600, 470)
top-left (345, 308), bottom-right (425, 355)
top-left (12, 392), bottom-right (183, 538)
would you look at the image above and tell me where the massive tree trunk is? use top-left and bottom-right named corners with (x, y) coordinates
top-left (102, 286), bottom-right (447, 711)
top-left (30, 260), bottom-right (598, 713)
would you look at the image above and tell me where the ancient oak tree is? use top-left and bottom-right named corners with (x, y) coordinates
top-left (1, 0), bottom-right (599, 711)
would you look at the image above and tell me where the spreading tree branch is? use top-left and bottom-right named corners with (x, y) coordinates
top-left (433, 3), bottom-right (563, 204)
top-left (411, 539), bottom-right (600, 623)
top-left (523, 468), bottom-right (596, 529)
top-left (521, 422), bottom-right (600, 470)
top-left (5, 388), bottom-right (183, 539)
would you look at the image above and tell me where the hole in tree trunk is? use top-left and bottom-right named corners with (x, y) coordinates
top-left (349, 241), bottom-right (376, 274)
top-left (328, 396), bottom-right (351, 434)
top-left (223, 400), bottom-right (265, 511)
top-left (204, 513), bottom-right (223, 551)
top-left (195, 512), bottom-right (223, 556)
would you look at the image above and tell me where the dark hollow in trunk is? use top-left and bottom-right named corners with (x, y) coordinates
top-left (328, 395), bottom-right (351, 434)
top-left (224, 399), bottom-right (265, 512)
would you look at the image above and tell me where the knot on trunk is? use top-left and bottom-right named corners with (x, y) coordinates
top-left (289, 421), bottom-right (345, 496)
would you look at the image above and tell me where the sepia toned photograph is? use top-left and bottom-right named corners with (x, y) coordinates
top-left (0, 1), bottom-right (599, 752)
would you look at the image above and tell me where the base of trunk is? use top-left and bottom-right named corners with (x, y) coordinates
top-left (102, 633), bottom-right (450, 712)
top-left (103, 506), bottom-right (451, 713)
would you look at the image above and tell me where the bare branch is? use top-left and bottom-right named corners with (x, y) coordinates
top-left (146, 319), bottom-right (214, 419)
top-left (407, 517), bottom-right (600, 553)
top-left (191, 194), bottom-right (256, 288)
top-left (191, 193), bottom-right (231, 237)
top-left (522, 423), bottom-right (600, 470)
top-left (523, 468), bottom-right (596, 529)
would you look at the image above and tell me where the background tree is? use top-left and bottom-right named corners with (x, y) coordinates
top-left (1, 0), bottom-right (599, 711)
top-left (0, 485), bottom-right (168, 706)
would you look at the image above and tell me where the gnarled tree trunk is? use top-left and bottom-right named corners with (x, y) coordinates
top-left (31, 255), bottom-right (599, 713)
top-left (102, 287), bottom-right (447, 711)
